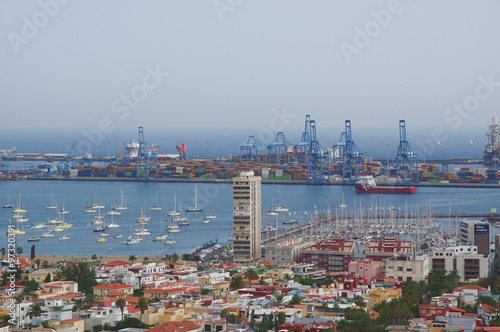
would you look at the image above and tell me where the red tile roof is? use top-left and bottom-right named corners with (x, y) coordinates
top-left (93, 283), bottom-right (133, 290)
top-left (147, 321), bottom-right (201, 332)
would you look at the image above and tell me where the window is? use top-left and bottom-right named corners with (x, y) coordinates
top-left (397, 267), bottom-right (403, 271)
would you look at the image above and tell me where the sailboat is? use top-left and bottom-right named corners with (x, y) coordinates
top-left (59, 230), bottom-right (70, 241)
top-left (106, 215), bottom-right (119, 228)
top-left (168, 195), bottom-right (181, 216)
top-left (152, 218), bottom-right (168, 241)
top-left (3, 195), bottom-right (13, 208)
top-left (337, 193), bottom-right (347, 208)
top-left (45, 193), bottom-right (57, 209)
top-left (92, 192), bottom-right (105, 209)
top-left (173, 201), bottom-right (187, 222)
top-left (150, 190), bottom-right (162, 211)
top-left (124, 220), bottom-right (141, 244)
top-left (8, 217), bottom-right (26, 236)
top-left (113, 188), bottom-right (128, 210)
top-left (272, 186), bottom-right (289, 212)
top-left (164, 232), bottom-right (176, 245)
top-left (204, 205), bottom-right (216, 219)
top-left (57, 199), bottom-right (69, 215)
top-left (137, 204), bottom-right (151, 224)
top-left (186, 186), bottom-right (202, 212)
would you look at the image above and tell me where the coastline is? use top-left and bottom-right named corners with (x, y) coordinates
top-left (19, 176), bottom-right (500, 189)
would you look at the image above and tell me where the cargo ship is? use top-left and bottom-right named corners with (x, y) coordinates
top-left (354, 176), bottom-right (416, 194)
top-left (483, 116), bottom-right (500, 165)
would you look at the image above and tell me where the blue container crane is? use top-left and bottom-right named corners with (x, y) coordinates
top-left (267, 132), bottom-right (291, 165)
top-left (306, 120), bottom-right (330, 182)
top-left (333, 120), bottom-right (365, 182)
top-left (395, 120), bottom-right (419, 183)
top-left (136, 126), bottom-right (159, 180)
top-left (239, 136), bottom-right (263, 162)
top-left (295, 115), bottom-right (311, 163)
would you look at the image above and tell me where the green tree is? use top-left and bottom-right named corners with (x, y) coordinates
top-left (35, 258), bottom-right (41, 267)
top-left (289, 294), bottom-right (301, 305)
top-left (420, 243), bottom-right (429, 250)
top-left (445, 270), bottom-right (461, 291)
top-left (116, 298), bottom-right (126, 321)
top-left (129, 255), bottom-right (137, 264)
top-left (377, 299), bottom-right (412, 327)
top-left (171, 253), bottom-right (179, 265)
top-left (59, 262), bottom-right (98, 294)
top-left (72, 298), bottom-right (86, 312)
top-left (41, 320), bottom-right (51, 328)
top-left (85, 293), bottom-right (99, 309)
top-left (133, 289), bottom-right (144, 297)
top-left (321, 301), bottom-right (329, 313)
top-left (16, 246), bottom-right (23, 259)
top-left (45, 273), bottom-right (51, 282)
top-left (20, 279), bottom-right (39, 293)
top-left (230, 276), bottom-right (246, 290)
top-left (27, 303), bottom-right (43, 319)
top-left (182, 253), bottom-right (191, 262)
top-left (353, 295), bottom-right (365, 307)
top-left (51, 305), bottom-right (65, 311)
top-left (426, 269), bottom-right (447, 297)
top-left (137, 296), bottom-right (148, 322)
top-left (42, 260), bottom-right (49, 268)
top-left (243, 268), bottom-right (259, 287)
top-left (91, 254), bottom-right (97, 260)
top-left (200, 288), bottom-right (213, 295)
top-left (275, 294), bottom-right (284, 306)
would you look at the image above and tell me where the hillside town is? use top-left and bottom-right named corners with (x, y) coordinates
top-left (2, 233), bottom-right (500, 332)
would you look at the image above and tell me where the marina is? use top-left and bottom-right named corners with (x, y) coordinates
top-left (1, 179), bottom-right (499, 258)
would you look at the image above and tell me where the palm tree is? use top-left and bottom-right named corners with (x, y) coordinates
top-left (230, 276), bottom-right (246, 290)
top-left (129, 255), bottom-right (137, 264)
top-left (275, 294), bottom-right (284, 306)
top-left (85, 293), bottom-right (99, 309)
top-left (116, 298), bottom-right (126, 321)
top-left (72, 298), bottom-right (86, 312)
top-left (137, 296), bottom-right (148, 322)
top-left (16, 247), bottom-right (23, 259)
top-left (41, 320), bottom-right (51, 328)
top-left (14, 294), bottom-right (24, 328)
top-left (171, 253), bottom-right (179, 265)
top-left (243, 268), bottom-right (259, 287)
top-left (0, 248), bottom-right (5, 259)
top-left (51, 305), bottom-right (65, 311)
top-left (27, 303), bottom-right (42, 319)
top-left (182, 253), bottom-right (191, 262)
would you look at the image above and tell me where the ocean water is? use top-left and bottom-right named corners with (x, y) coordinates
top-left (0, 126), bottom-right (487, 161)
top-left (0, 180), bottom-right (499, 258)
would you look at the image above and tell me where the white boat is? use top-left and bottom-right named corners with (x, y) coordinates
top-left (53, 227), bottom-right (64, 232)
top-left (164, 237), bottom-right (176, 245)
top-left (124, 237), bottom-right (140, 245)
top-left (45, 193), bottom-right (57, 209)
top-left (113, 233), bottom-right (123, 239)
top-left (16, 217), bottom-right (29, 223)
top-left (272, 186), bottom-right (289, 212)
top-left (59, 234), bottom-right (70, 241)
top-left (134, 229), bottom-right (150, 236)
top-left (3, 195), bottom-right (13, 208)
top-left (178, 221), bottom-right (190, 226)
top-left (27, 236), bottom-right (40, 242)
top-left (107, 208), bottom-right (121, 216)
top-left (31, 223), bottom-right (46, 229)
top-left (153, 234), bottom-right (168, 241)
top-left (100, 233), bottom-right (110, 237)
top-left (202, 219), bottom-right (210, 224)
top-left (57, 199), bottom-right (69, 215)
top-left (106, 215), bottom-right (120, 228)
top-left (84, 206), bottom-right (97, 213)
top-left (152, 218), bottom-right (168, 241)
top-left (112, 188), bottom-right (128, 210)
top-left (137, 205), bottom-right (150, 224)
top-left (149, 190), bottom-right (162, 211)
top-left (186, 186), bottom-right (203, 212)
top-left (167, 194), bottom-right (181, 216)
top-left (92, 192), bottom-right (105, 209)
top-left (41, 231), bottom-right (54, 238)
top-left (58, 223), bottom-right (72, 229)
top-left (167, 223), bottom-right (180, 233)
top-left (204, 206), bottom-right (216, 219)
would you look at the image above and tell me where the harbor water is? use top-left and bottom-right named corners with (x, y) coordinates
top-left (1, 180), bottom-right (499, 258)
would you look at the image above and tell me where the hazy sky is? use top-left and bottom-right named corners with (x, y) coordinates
top-left (1, 0), bottom-right (500, 138)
